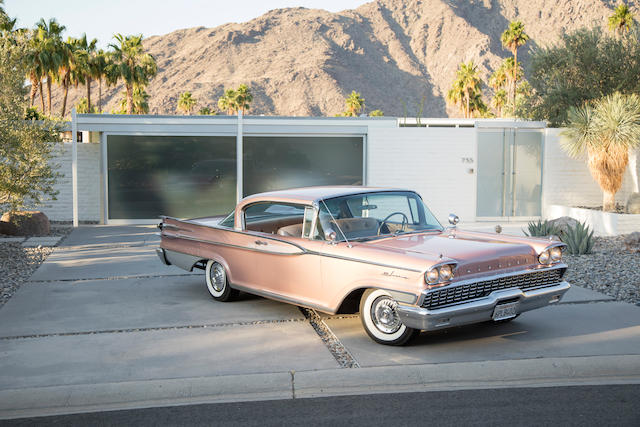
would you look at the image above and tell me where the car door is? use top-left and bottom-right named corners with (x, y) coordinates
top-left (229, 202), bottom-right (325, 311)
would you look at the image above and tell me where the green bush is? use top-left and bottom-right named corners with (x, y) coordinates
top-left (523, 219), bottom-right (561, 238)
top-left (562, 221), bottom-right (594, 255)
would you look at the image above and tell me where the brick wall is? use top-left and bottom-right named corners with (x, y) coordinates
top-left (38, 142), bottom-right (101, 222)
top-left (367, 127), bottom-right (477, 222)
top-left (543, 128), bottom-right (638, 215)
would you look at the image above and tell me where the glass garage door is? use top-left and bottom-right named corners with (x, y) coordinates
top-left (107, 135), bottom-right (236, 220)
top-left (476, 129), bottom-right (543, 218)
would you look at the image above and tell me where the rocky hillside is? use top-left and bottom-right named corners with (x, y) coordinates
top-left (51, 0), bottom-right (637, 117)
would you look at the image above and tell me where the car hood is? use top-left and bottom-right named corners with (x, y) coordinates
top-left (364, 229), bottom-right (548, 279)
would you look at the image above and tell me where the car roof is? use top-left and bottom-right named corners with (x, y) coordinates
top-left (239, 186), bottom-right (413, 206)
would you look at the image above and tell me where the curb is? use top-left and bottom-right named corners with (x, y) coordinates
top-left (1, 355), bottom-right (639, 420)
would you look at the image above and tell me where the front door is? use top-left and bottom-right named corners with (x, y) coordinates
top-left (476, 128), bottom-right (543, 220)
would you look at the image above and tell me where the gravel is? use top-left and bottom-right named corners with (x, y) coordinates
top-left (0, 224), bottom-right (71, 309)
top-left (564, 235), bottom-right (640, 305)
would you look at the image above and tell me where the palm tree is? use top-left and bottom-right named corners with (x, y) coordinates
top-left (35, 18), bottom-right (66, 116)
top-left (109, 33), bottom-right (157, 114)
top-left (76, 34), bottom-right (98, 111)
top-left (235, 84), bottom-right (253, 114)
top-left (491, 88), bottom-right (507, 117)
top-left (198, 106), bottom-right (216, 115)
top-left (56, 37), bottom-right (76, 117)
top-left (344, 91), bottom-right (365, 117)
top-left (561, 92), bottom-right (640, 211)
top-left (446, 78), bottom-right (465, 117)
top-left (608, 3), bottom-right (635, 37)
top-left (93, 49), bottom-right (109, 113)
top-left (501, 21), bottom-right (529, 106)
top-left (217, 89), bottom-right (238, 115)
top-left (24, 37), bottom-right (44, 109)
top-left (115, 84), bottom-right (150, 114)
top-left (177, 91), bottom-right (197, 114)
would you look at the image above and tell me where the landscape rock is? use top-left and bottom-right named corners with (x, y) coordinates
top-left (547, 216), bottom-right (579, 235)
top-left (624, 232), bottom-right (640, 253)
top-left (0, 211), bottom-right (50, 236)
top-left (626, 192), bottom-right (640, 214)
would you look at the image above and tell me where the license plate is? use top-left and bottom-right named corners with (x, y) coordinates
top-left (492, 302), bottom-right (519, 321)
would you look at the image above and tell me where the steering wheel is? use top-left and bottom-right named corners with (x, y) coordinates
top-left (377, 212), bottom-right (409, 235)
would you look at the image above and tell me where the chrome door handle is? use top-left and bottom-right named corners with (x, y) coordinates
top-left (255, 240), bottom-right (268, 246)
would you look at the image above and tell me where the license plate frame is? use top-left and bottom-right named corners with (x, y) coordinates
top-left (492, 301), bottom-right (519, 321)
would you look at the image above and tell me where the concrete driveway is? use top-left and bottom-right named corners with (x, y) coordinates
top-left (1, 226), bottom-right (639, 418)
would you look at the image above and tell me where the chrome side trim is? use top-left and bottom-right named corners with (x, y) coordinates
top-left (306, 250), bottom-right (422, 273)
top-left (229, 282), bottom-right (334, 314)
top-left (164, 233), bottom-right (306, 256)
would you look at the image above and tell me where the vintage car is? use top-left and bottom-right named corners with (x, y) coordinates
top-left (157, 186), bottom-right (570, 345)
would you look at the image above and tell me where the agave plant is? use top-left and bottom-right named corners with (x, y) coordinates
top-left (562, 221), bottom-right (595, 255)
top-left (523, 220), bottom-right (561, 238)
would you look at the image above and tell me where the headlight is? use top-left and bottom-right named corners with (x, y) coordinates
top-left (550, 247), bottom-right (562, 262)
top-left (425, 269), bottom-right (439, 284)
top-left (538, 250), bottom-right (550, 264)
top-left (439, 264), bottom-right (453, 281)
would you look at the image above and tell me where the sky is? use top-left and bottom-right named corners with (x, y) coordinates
top-left (4, 0), bottom-right (369, 48)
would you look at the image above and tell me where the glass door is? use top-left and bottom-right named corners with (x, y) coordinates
top-left (476, 128), bottom-right (542, 219)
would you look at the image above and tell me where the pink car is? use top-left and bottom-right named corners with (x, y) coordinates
top-left (157, 186), bottom-right (570, 345)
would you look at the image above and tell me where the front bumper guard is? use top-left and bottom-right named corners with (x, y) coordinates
top-left (396, 281), bottom-right (571, 331)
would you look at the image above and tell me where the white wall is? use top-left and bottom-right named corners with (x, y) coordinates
top-left (39, 142), bottom-right (101, 222)
top-left (367, 127), bottom-right (477, 223)
top-left (543, 128), bottom-right (638, 216)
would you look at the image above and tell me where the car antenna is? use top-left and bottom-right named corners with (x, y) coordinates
top-left (320, 199), bottom-right (352, 248)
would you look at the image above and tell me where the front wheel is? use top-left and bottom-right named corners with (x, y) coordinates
top-left (205, 260), bottom-right (239, 302)
top-left (359, 289), bottom-right (418, 346)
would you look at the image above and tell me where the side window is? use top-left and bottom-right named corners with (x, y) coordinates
top-left (243, 202), bottom-right (307, 235)
top-left (218, 212), bottom-right (235, 228)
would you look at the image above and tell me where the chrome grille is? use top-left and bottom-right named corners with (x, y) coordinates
top-left (421, 268), bottom-right (565, 309)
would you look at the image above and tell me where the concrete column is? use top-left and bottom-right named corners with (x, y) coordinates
top-left (236, 110), bottom-right (243, 203)
top-left (71, 109), bottom-right (78, 227)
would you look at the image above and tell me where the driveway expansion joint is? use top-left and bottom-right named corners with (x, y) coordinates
top-left (27, 273), bottom-right (197, 283)
top-left (0, 318), bottom-right (307, 341)
top-left (299, 307), bottom-right (360, 369)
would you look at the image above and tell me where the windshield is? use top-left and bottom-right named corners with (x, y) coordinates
top-left (318, 191), bottom-right (443, 241)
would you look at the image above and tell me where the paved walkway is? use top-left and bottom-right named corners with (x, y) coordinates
top-left (0, 225), bottom-right (639, 419)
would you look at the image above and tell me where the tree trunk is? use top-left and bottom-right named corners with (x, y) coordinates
top-left (126, 84), bottom-right (133, 114)
top-left (39, 81), bottom-right (45, 113)
top-left (61, 83), bottom-right (69, 117)
top-left (98, 78), bottom-right (102, 113)
top-left (465, 89), bottom-right (470, 118)
top-left (86, 77), bottom-right (92, 112)
top-left (46, 77), bottom-right (52, 116)
top-left (603, 191), bottom-right (616, 212)
top-left (512, 48), bottom-right (518, 108)
top-left (29, 81), bottom-right (37, 107)
top-left (629, 148), bottom-right (639, 193)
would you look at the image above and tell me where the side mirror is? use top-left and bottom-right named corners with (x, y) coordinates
top-left (324, 229), bottom-right (337, 242)
top-left (448, 213), bottom-right (460, 226)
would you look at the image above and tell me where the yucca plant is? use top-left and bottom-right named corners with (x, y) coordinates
top-left (523, 220), bottom-right (561, 238)
top-left (562, 221), bottom-right (595, 255)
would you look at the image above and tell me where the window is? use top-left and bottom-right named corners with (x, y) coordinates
top-left (218, 212), bottom-right (235, 228)
top-left (318, 192), bottom-right (442, 241)
top-left (243, 202), bottom-right (307, 236)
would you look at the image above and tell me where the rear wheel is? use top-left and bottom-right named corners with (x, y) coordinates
top-left (359, 289), bottom-right (418, 346)
top-left (205, 260), bottom-right (239, 302)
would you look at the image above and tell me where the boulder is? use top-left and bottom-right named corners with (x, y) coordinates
top-left (547, 216), bottom-right (579, 235)
top-left (0, 211), bottom-right (50, 236)
top-left (624, 231), bottom-right (640, 253)
top-left (626, 192), bottom-right (640, 214)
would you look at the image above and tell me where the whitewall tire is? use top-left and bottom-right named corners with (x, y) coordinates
top-left (205, 260), bottom-right (238, 302)
top-left (359, 289), bottom-right (418, 346)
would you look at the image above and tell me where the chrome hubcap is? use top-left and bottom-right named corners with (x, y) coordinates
top-left (371, 297), bottom-right (401, 334)
top-left (210, 264), bottom-right (226, 292)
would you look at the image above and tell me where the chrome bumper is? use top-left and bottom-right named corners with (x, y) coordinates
top-left (156, 248), bottom-right (170, 265)
top-left (396, 281), bottom-right (571, 331)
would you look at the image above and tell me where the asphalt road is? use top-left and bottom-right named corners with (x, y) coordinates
top-left (2, 384), bottom-right (638, 427)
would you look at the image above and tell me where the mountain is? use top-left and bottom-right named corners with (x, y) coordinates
top-left (48, 0), bottom-right (636, 118)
